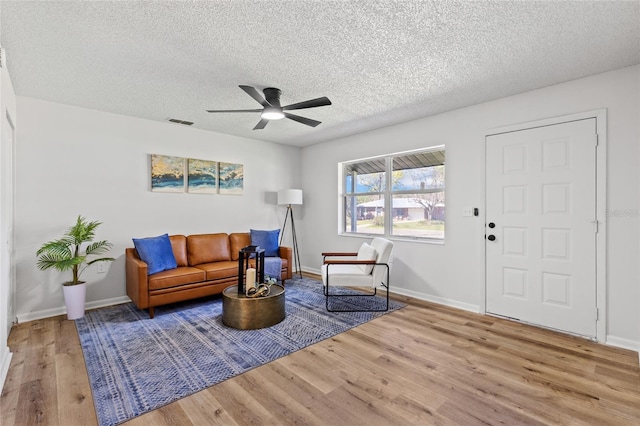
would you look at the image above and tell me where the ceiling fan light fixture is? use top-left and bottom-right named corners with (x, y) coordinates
top-left (261, 107), bottom-right (285, 120)
top-left (206, 85), bottom-right (330, 128)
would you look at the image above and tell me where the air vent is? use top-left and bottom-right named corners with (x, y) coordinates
top-left (167, 118), bottom-right (194, 126)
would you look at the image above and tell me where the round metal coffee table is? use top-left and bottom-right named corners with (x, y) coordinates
top-left (222, 284), bottom-right (285, 330)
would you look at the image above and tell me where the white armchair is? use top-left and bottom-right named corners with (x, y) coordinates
top-left (321, 237), bottom-right (394, 312)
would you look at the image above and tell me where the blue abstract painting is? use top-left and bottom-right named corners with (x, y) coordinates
top-left (218, 162), bottom-right (243, 195)
top-left (187, 159), bottom-right (217, 194)
top-left (151, 154), bottom-right (185, 192)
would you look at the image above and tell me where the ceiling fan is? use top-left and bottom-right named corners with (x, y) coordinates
top-left (206, 85), bottom-right (331, 130)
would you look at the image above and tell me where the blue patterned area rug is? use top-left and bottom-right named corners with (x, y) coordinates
top-left (75, 277), bottom-right (405, 426)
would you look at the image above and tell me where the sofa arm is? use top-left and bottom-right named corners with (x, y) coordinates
top-left (279, 246), bottom-right (293, 280)
top-left (126, 248), bottom-right (149, 309)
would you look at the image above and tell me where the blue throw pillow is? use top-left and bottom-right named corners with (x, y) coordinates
top-left (132, 234), bottom-right (177, 275)
top-left (250, 229), bottom-right (280, 257)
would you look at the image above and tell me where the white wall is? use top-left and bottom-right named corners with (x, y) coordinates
top-left (10, 66), bottom-right (640, 351)
top-left (14, 97), bottom-right (301, 320)
top-left (0, 48), bottom-right (17, 391)
top-left (300, 65), bottom-right (640, 350)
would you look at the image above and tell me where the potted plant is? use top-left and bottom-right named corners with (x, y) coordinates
top-left (36, 215), bottom-right (114, 320)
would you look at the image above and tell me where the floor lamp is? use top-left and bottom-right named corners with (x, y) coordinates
top-left (278, 189), bottom-right (303, 279)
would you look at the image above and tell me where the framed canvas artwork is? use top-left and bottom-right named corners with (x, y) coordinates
top-left (218, 162), bottom-right (244, 195)
top-left (150, 154), bottom-right (185, 192)
top-left (187, 158), bottom-right (217, 194)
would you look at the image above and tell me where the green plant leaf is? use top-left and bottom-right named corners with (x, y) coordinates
top-left (36, 215), bottom-right (113, 284)
top-left (37, 254), bottom-right (84, 272)
top-left (85, 240), bottom-right (113, 256)
top-left (85, 257), bottom-right (116, 266)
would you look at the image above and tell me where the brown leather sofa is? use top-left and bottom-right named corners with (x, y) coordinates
top-left (126, 232), bottom-right (292, 318)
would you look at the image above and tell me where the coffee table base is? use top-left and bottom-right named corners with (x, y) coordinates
top-left (222, 284), bottom-right (285, 330)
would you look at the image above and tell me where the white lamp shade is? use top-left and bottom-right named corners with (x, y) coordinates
top-left (277, 189), bottom-right (303, 205)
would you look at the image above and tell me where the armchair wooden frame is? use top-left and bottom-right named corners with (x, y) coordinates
top-left (321, 251), bottom-right (390, 312)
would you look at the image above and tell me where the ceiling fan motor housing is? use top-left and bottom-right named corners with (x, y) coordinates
top-left (206, 85), bottom-right (331, 129)
top-left (263, 87), bottom-right (282, 108)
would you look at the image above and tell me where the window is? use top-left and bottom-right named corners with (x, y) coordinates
top-left (341, 146), bottom-right (445, 241)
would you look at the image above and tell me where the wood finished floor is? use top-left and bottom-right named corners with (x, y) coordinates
top-left (1, 276), bottom-right (639, 425)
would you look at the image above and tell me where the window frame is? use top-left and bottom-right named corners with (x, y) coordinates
top-left (339, 146), bottom-right (445, 243)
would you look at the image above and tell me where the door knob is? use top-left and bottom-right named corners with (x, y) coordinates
top-left (488, 222), bottom-right (495, 228)
top-left (487, 235), bottom-right (496, 241)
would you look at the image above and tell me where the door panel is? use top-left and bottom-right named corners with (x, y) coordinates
top-left (486, 118), bottom-right (597, 338)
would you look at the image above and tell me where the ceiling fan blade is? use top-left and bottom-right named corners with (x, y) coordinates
top-left (284, 112), bottom-right (321, 127)
top-left (283, 97), bottom-right (332, 111)
top-left (253, 118), bottom-right (269, 130)
top-left (206, 109), bottom-right (262, 113)
top-left (239, 85), bottom-right (272, 108)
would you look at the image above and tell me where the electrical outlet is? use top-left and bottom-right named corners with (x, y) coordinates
top-left (97, 263), bottom-right (106, 274)
top-left (462, 207), bottom-right (474, 217)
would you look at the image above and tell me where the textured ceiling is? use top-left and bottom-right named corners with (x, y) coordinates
top-left (1, 1), bottom-right (639, 147)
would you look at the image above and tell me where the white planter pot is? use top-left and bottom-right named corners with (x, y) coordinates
top-left (63, 282), bottom-right (86, 320)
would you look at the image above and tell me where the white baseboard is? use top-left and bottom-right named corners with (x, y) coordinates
top-left (300, 266), bottom-right (481, 313)
top-left (301, 266), bottom-right (321, 275)
top-left (0, 345), bottom-right (13, 393)
top-left (17, 305), bottom-right (66, 323)
top-left (15, 296), bottom-right (131, 323)
top-left (606, 335), bottom-right (640, 353)
top-left (389, 286), bottom-right (481, 313)
top-left (86, 296), bottom-right (131, 311)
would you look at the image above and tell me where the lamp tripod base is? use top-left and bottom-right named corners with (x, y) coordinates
top-left (280, 205), bottom-right (302, 279)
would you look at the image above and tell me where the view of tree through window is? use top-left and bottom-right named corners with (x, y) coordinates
top-left (342, 147), bottom-right (445, 240)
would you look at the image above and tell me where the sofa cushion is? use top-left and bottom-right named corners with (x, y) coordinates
top-left (194, 261), bottom-right (238, 281)
top-left (250, 229), bottom-right (280, 257)
top-left (187, 233), bottom-right (231, 266)
top-left (229, 233), bottom-right (251, 261)
top-left (148, 266), bottom-right (206, 290)
top-left (169, 235), bottom-right (188, 267)
top-left (132, 234), bottom-right (177, 275)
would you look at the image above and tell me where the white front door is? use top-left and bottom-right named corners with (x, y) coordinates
top-left (486, 118), bottom-right (597, 338)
